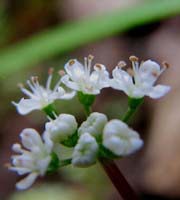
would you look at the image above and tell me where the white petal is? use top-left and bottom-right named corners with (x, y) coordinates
top-left (147, 85), bottom-right (171, 99)
top-left (78, 112), bottom-right (108, 138)
top-left (59, 90), bottom-right (76, 99)
top-left (103, 119), bottom-right (143, 156)
top-left (61, 75), bottom-right (80, 91)
top-left (37, 156), bottom-right (51, 175)
top-left (16, 172), bottom-right (38, 190)
top-left (9, 167), bottom-right (31, 175)
top-left (138, 60), bottom-right (161, 85)
top-left (72, 133), bottom-right (98, 167)
top-left (14, 98), bottom-right (41, 115)
top-left (20, 128), bottom-right (43, 150)
top-left (64, 59), bottom-right (85, 80)
top-left (139, 60), bottom-right (161, 73)
top-left (110, 67), bottom-right (133, 95)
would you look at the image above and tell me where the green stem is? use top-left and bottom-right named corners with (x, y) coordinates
top-left (122, 107), bottom-right (136, 123)
top-left (84, 105), bottom-right (92, 116)
top-left (43, 104), bottom-right (58, 119)
top-left (122, 97), bottom-right (144, 123)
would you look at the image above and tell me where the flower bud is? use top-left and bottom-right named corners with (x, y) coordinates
top-left (45, 114), bottom-right (77, 142)
top-left (72, 133), bottom-right (98, 167)
top-left (78, 112), bottom-right (108, 139)
top-left (103, 120), bottom-right (143, 156)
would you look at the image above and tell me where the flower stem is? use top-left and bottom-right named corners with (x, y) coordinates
top-left (84, 105), bottom-right (92, 116)
top-left (99, 158), bottom-right (139, 200)
top-left (122, 107), bottom-right (136, 123)
top-left (43, 104), bottom-right (58, 119)
top-left (122, 97), bottom-right (144, 123)
top-left (99, 98), bottom-right (144, 199)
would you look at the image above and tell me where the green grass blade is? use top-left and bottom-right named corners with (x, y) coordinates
top-left (0, 0), bottom-right (180, 77)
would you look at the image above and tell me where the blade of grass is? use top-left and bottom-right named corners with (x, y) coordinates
top-left (0, 0), bottom-right (180, 77)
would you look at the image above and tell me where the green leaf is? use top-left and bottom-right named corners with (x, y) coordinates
top-left (0, 0), bottom-right (180, 77)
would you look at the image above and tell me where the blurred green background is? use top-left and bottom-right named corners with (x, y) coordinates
top-left (1, 0), bottom-right (180, 199)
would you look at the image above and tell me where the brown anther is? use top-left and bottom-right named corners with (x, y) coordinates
top-left (17, 83), bottom-right (24, 88)
top-left (69, 59), bottom-right (75, 66)
top-left (129, 55), bottom-right (139, 62)
top-left (127, 68), bottom-right (134, 77)
top-left (48, 67), bottom-right (54, 75)
top-left (88, 54), bottom-right (94, 60)
top-left (117, 61), bottom-right (126, 68)
top-left (58, 70), bottom-right (65, 76)
top-left (31, 76), bottom-right (38, 82)
top-left (95, 63), bottom-right (102, 69)
top-left (162, 61), bottom-right (170, 69)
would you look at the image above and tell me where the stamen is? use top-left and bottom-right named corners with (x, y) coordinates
top-left (31, 76), bottom-right (39, 83)
top-left (127, 68), bottom-right (134, 77)
top-left (129, 55), bottom-right (139, 62)
top-left (117, 61), bottom-right (126, 68)
top-left (58, 70), bottom-right (65, 76)
top-left (162, 61), bottom-right (170, 69)
top-left (69, 59), bottom-right (75, 66)
top-left (88, 54), bottom-right (94, 61)
top-left (95, 63), bottom-right (102, 70)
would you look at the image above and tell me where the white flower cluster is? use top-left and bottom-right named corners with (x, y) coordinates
top-left (9, 55), bottom-right (170, 190)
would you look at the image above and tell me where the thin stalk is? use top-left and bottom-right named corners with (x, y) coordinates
top-left (84, 105), bottom-right (92, 116)
top-left (122, 98), bottom-right (144, 123)
top-left (122, 107), bottom-right (136, 123)
top-left (100, 158), bottom-right (139, 200)
top-left (100, 98), bottom-right (143, 199)
top-left (43, 104), bottom-right (58, 120)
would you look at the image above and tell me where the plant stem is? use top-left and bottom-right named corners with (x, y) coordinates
top-left (43, 104), bottom-right (58, 119)
top-left (122, 97), bottom-right (144, 123)
top-left (100, 158), bottom-right (139, 200)
top-left (100, 98), bottom-right (144, 199)
top-left (122, 107), bottom-right (136, 123)
top-left (84, 105), bottom-right (91, 116)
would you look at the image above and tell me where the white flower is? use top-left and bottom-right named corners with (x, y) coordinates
top-left (103, 119), bottom-right (143, 156)
top-left (9, 128), bottom-right (52, 190)
top-left (78, 112), bottom-right (108, 139)
top-left (110, 56), bottom-right (170, 99)
top-left (61, 55), bottom-right (110, 95)
top-left (72, 133), bottom-right (98, 167)
top-left (45, 113), bottom-right (78, 142)
top-left (13, 69), bottom-right (76, 115)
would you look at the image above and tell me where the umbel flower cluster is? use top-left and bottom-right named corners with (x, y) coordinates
top-left (9, 55), bottom-right (170, 190)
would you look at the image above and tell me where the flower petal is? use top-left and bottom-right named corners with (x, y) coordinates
top-left (72, 133), bottom-right (98, 167)
top-left (20, 128), bottom-right (43, 150)
top-left (61, 75), bottom-right (80, 91)
top-left (64, 59), bottom-right (85, 81)
top-left (110, 67), bottom-right (134, 95)
top-left (13, 98), bottom-right (41, 115)
top-left (103, 119), bottom-right (143, 156)
top-left (16, 172), bottom-right (38, 190)
top-left (148, 84), bottom-right (171, 99)
top-left (138, 60), bottom-right (161, 85)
